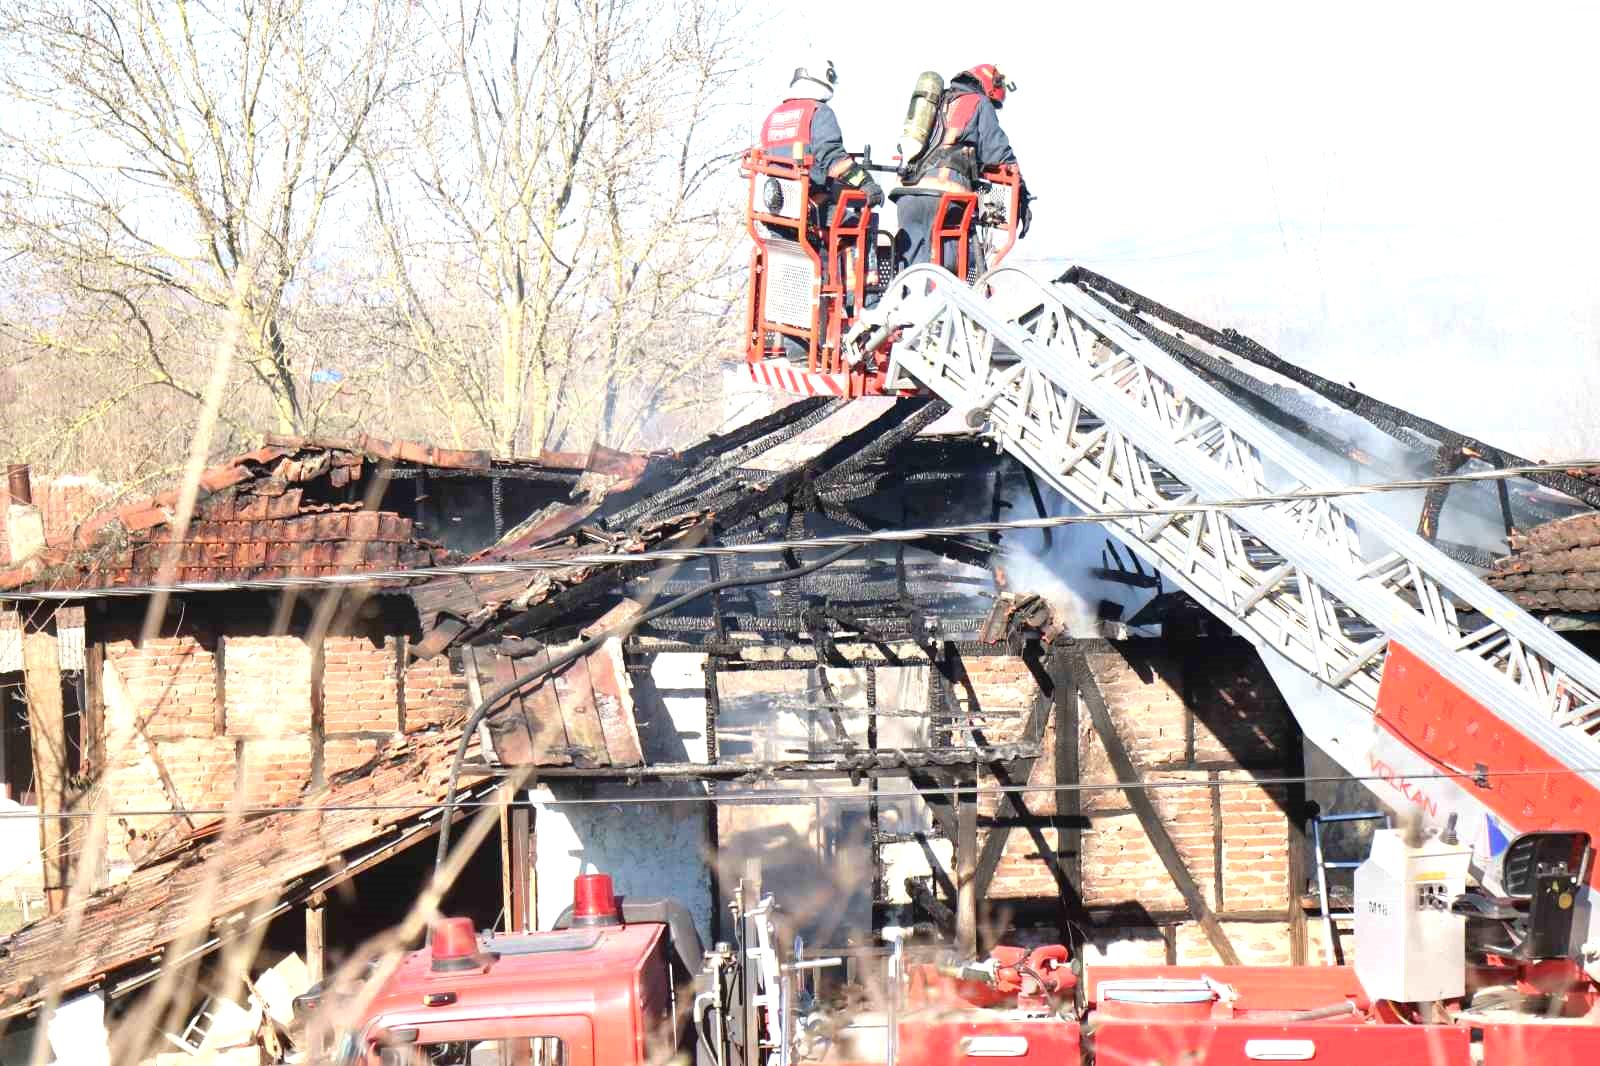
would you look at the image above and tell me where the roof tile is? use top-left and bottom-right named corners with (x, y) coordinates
top-left (198, 463), bottom-right (252, 493)
top-left (266, 489), bottom-right (303, 519)
top-left (118, 506), bottom-right (168, 533)
top-left (74, 511), bottom-right (120, 548)
top-left (348, 512), bottom-right (381, 540)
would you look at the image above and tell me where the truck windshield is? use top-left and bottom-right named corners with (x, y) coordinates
top-left (376, 1035), bottom-right (567, 1065)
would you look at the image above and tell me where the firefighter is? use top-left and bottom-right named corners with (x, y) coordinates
top-left (760, 55), bottom-right (884, 357)
top-left (760, 55), bottom-right (885, 211)
top-left (894, 63), bottom-right (1031, 274)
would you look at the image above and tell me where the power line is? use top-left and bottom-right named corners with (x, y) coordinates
top-left (5, 762), bottom-right (1599, 819)
top-left (0, 459), bottom-right (1595, 603)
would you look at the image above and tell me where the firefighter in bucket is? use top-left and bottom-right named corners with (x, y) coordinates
top-left (894, 62), bottom-right (1032, 277)
top-left (748, 56), bottom-right (884, 367)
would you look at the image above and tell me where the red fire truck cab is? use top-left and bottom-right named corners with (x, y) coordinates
top-left (340, 875), bottom-right (697, 1065)
top-left (334, 842), bottom-right (1600, 1066)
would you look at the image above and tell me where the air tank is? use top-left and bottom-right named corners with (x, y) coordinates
top-left (898, 71), bottom-right (944, 176)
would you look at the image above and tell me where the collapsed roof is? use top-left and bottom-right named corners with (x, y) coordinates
top-left (0, 721), bottom-right (494, 1020)
top-left (0, 434), bottom-right (646, 591)
top-left (1488, 512), bottom-right (1600, 615)
top-left (0, 398), bottom-right (1032, 1018)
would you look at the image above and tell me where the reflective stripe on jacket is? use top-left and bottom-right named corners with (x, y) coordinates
top-left (761, 99), bottom-right (855, 187)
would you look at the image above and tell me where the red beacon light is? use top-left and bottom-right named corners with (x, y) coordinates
top-left (571, 872), bottom-right (621, 927)
top-left (429, 916), bottom-right (484, 973)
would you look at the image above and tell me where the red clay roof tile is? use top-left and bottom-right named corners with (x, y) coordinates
top-left (118, 506), bottom-right (169, 533)
top-left (198, 463), bottom-right (252, 493)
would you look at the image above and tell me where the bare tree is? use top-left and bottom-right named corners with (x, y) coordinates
top-left (365, 0), bottom-right (750, 455)
top-left (0, 0), bottom-right (405, 469)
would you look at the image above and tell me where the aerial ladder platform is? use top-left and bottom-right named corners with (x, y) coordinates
top-left (857, 263), bottom-right (1600, 922)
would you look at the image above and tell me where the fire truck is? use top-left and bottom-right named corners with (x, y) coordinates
top-left (337, 837), bottom-right (1599, 1065)
top-left (333, 121), bottom-right (1600, 1064)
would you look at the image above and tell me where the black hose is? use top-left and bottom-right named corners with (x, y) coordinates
top-left (1246, 1001), bottom-right (1362, 1023)
top-left (434, 543), bottom-right (861, 870)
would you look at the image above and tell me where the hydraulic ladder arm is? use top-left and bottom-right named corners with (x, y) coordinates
top-left (871, 264), bottom-right (1600, 900)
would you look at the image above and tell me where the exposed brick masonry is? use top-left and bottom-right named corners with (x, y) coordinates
top-left (961, 642), bottom-right (1298, 965)
top-left (92, 616), bottom-right (467, 875)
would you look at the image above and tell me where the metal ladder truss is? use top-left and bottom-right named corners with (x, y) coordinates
top-left (876, 264), bottom-right (1600, 779)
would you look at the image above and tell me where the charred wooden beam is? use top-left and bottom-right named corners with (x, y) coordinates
top-left (957, 770), bottom-right (978, 956)
top-left (1067, 266), bottom-right (1600, 511)
top-left (1052, 647), bottom-right (1085, 938)
top-left (518, 747), bottom-right (1038, 782)
top-left (971, 693), bottom-right (1052, 897)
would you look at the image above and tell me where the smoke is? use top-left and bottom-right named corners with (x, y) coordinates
top-left (996, 485), bottom-right (1162, 638)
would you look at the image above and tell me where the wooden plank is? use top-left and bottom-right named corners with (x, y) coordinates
top-left (485, 653), bottom-right (569, 766)
top-left (305, 895), bottom-right (326, 984)
top-left (590, 640), bottom-right (643, 767)
top-left (309, 637), bottom-right (326, 788)
top-left (509, 800), bottom-right (533, 932)
top-left (565, 599), bottom-right (647, 767)
top-left (23, 616), bottom-right (67, 914)
top-left (213, 634), bottom-right (228, 735)
top-left (83, 639), bottom-right (105, 780)
top-left (957, 773), bottom-right (978, 957)
top-left (497, 782), bottom-right (535, 932)
top-left (499, 787), bottom-right (514, 931)
top-left (1071, 648), bottom-right (1242, 966)
top-left (548, 658), bottom-right (609, 768)
top-left (1054, 647), bottom-right (1084, 920)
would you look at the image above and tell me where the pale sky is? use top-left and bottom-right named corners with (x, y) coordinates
top-left (758, 2), bottom-right (1600, 457)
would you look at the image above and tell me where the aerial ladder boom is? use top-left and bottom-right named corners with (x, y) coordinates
top-left (871, 264), bottom-right (1600, 907)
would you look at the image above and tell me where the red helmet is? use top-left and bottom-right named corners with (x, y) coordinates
top-left (965, 63), bottom-right (1016, 108)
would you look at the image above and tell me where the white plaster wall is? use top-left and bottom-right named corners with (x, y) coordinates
top-left (0, 799), bottom-right (42, 885)
top-left (524, 658), bottom-right (946, 949)
top-left (530, 782), bottom-right (716, 945)
top-left (528, 653), bottom-right (716, 943)
top-left (644, 653), bottom-right (710, 763)
top-left (880, 836), bottom-right (954, 905)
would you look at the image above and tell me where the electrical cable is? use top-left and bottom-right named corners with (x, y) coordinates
top-left (12, 762), bottom-right (1600, 820)
top-left (430, 543), bottom-right (861, 871)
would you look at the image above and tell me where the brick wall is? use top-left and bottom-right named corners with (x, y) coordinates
top-left (81, 615), bottom-right (468, 879)
top-left (223, 635), bottom-right (313, 737)
top-left (402, 652), bottom-right (470, 730)
top-left (962, 641), bottom-right (1301, 965)
top-left (323, 635), bottom-right (401, 734)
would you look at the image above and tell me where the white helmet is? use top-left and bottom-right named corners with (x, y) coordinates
top-left (789, 55), bottom-right (837, 101)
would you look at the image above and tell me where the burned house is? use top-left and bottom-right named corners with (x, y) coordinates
top-left (0, 402), bottom-right (1326, 1056)
top-left (1, 271), bottom-right (1597, 1058)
